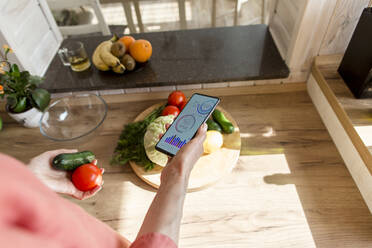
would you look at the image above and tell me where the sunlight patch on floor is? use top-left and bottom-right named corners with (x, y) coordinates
top-left (240, 127), bottom-right (277, 139)
top-left (240, 132), bottom-right (254, 138)
top-left (179, 154), bottom-right (317, 247)
top-left (98, 152), bottom-right (319, 247)
top-left (355, 125), bottom-right (372, 147)
top-left (262, 126), bottom-right (276, 137)
top-left (102, 148), bottom-right (318, 247)
top-left (106, 178), bottom-right (155, 240)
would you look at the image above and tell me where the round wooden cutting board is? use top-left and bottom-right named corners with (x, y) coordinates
top-left (129, 103), bottom-right (241, 192)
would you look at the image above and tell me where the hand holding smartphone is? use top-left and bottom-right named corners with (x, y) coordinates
top-left (155, 93), bottom-right (220, 157)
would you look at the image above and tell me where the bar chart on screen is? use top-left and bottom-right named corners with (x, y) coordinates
top-left (164, 135), bottom-right (187, 148)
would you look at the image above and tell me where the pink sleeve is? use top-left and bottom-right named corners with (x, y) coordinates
top-left (130, 233), bottom-right (178, 248)
top-left (0, 153), bottom-right (126, 248)
top-left (0, 153), bottom-right (176, 248)
top-left (0, 225), bottom-right (62, 248)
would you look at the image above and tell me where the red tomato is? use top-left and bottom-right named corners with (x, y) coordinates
top-left (168, 91), bottom-right (186, 107)
top-left (161, 105), bottom-right (180, 117)
top-left (72, 164), bottom-right (102, 192)
top-left (179, 100), bottom-right (187, 111)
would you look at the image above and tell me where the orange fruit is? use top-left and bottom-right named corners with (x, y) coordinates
top-left (119, 36), bottom-right (135, 51)
top-left (129, 39), bottom-right (152, 63)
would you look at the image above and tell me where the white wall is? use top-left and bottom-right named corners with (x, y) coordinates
top-left (268, 0), bottom-right (306, 59)
top-left (319, 0), bottom-right (370, 55)
top-left (0, 0), bottom-right (62, 76)
top-left (269, 0), bottom-right (371, 82)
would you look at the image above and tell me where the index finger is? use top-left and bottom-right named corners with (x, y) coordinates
top-left (193, 123), bottom-right (207, 142)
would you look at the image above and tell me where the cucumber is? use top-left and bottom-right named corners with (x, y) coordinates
top-left (206, 118), bottom-right (222, 132)
top-left (212, 109), bottom-right (235, 134)
top-left (52, 151), bottom-right (95, 171)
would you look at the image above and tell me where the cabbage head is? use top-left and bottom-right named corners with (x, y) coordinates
top-left (144, 115), bottom-right (174, 167)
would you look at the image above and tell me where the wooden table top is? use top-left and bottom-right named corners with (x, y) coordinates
top-left (1, 83), bottom-right (372, 247)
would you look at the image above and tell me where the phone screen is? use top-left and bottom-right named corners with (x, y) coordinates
top-left (155, 93), bottom-right (220, 156)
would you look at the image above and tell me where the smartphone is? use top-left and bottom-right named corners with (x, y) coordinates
top-left (155, 93), bottom-right (220, 157)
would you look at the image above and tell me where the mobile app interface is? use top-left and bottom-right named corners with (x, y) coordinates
top-left (157, 94), bottom-right (219, 156)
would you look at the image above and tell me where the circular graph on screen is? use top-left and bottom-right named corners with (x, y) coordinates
top-left (175, 115), bottom-right (196, 133)
top-left (197, 100), bottom-right (215, 115)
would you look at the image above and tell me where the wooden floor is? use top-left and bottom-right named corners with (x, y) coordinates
top-left (1, 83), bottom-right (372, 247)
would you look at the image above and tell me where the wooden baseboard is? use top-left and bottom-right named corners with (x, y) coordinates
top-left (308, 71), bottom-right (372, 213)
top-left (312, 59), bottom-right (372, 173)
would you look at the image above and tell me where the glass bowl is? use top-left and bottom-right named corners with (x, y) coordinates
top-left (40, 94), bottom-right (108, 142)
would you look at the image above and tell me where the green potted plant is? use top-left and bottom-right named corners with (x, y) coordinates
top-left (0, 45), bottom-right (50, 128)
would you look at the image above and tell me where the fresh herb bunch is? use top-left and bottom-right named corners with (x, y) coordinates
top-left (112, 105), bottom-right (165, 171)
top-left (0, 45), bottom-right (50, 113)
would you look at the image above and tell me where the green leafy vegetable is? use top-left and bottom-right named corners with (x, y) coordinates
top-left (112, 105), bottom-right (165, 171)
top-left (144, 115), bottom-right (174, 167)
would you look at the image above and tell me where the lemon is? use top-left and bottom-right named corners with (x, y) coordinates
top-left (203, 130), bottom-right (223, 154)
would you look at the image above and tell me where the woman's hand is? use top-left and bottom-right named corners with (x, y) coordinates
top-left (160, 123), bottom-right (207, 187)
top-left (137, 124), bottom-right (207, 243)
top-left (27, 149), bottom-right (104, 200)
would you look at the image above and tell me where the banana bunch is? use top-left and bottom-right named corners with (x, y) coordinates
top-left (92, 35), bottom-right (126, 74)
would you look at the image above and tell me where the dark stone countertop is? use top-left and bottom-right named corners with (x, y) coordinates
top-left (42, 25), bottom-right (289, 93)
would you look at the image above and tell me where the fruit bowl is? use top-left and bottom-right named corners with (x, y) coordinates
top-left (93, 35), bottom-right (152, 74)
top-left (40, 94), bottom-right (107, 142)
